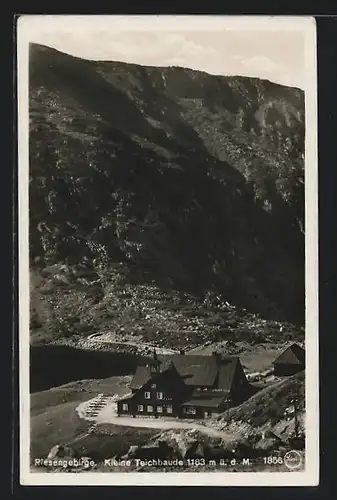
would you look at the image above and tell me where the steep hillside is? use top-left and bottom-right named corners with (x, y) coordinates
top-left (29, 43), bottom-right (305, 343)
top-left (216, 370), bottom-right (305, 431)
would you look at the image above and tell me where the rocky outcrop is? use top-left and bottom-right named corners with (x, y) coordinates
top-left (122, 440), bottom-right (176, 460)
top-left (47, 444), bottom-right (74, 460)
top-left (120, 426), bottom-right (297, 465)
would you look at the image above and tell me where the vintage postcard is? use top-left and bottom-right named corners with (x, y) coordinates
top-left (17, 15), bottom-right (319, 486)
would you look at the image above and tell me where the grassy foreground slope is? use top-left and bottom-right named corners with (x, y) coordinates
top-left (30, 376), bottom-right (132, 457)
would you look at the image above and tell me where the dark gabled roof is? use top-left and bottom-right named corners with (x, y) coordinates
top-left (130, 366), bottom-right (152, 390)
top-left (218, 357), bottom-right (240, 392)
top-left (182, 391), bottom-right (228, 409)
top-left (273, 343), bottom-right (305, 365)
top-left (158, 354), bottom-right (218, 387)
top-left (158, 358), bottom-right (178, 373)
top-left (130, 358), bottom-right (180, 390)
top-left (130, 353), bottom-right (241, 391)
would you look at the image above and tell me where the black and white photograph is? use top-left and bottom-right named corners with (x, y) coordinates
top-left (17, 15), bottom-right (319, 486)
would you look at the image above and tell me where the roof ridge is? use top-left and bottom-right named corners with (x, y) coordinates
top-left (273, 344), bottom-right (305, 364)
top-left (131, 351), bottom-right (242, 391)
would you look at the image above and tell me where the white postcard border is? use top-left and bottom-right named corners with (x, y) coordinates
top-left (17, 15), bottom-right (319, 487)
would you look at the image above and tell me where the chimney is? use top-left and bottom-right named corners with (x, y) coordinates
top-left (179, 349), bottom-right (185, 355)
top-left (151, 349), bottom-right (159, 372)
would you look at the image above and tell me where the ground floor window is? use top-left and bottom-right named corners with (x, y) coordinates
top-left (183, 407), bottom-right (196, 415)
top-left (157, 406), bottom-right (163, 413)
top-left (122, 404), bottom-right (128, 411)
top-left (166, 405), bottom-right (173, 414)
top-left (147, 405), bottom-right (153, 412)
top-left (137, 405), bottom-right (143, 412)
top-left (204, 411), bottom-right (212, 417)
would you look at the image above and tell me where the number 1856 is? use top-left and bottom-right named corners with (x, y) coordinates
top-left (263, 456), bottom-right (283, 465)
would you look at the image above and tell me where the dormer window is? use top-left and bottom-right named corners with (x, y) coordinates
top-left (151, 383), bottom-right (156, 388)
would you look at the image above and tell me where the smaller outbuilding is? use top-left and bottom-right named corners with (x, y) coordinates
top-left (272, 343), bottom-right (305, 376)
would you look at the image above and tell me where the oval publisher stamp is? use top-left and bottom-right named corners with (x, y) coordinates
top-left (284, 450), bottom-right (303, 470)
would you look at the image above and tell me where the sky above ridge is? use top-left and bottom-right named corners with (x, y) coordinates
top-left (22, 16), bottom-right (307, 89)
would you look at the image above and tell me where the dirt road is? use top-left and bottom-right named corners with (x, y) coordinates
top-left (85, 334), bottom-right (177, 354)
top-left (101, 414), bottom-right (232, 438)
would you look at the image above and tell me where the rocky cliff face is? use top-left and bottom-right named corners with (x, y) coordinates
top-left (29, 43), bottom-right (305, 338)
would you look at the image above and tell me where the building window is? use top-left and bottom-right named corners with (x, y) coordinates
top-left (151, 383), bottom-right (156, 388)
top-left (137, 405), bottom-right (143, 412)
top-left (157, 406), bottom-right (163, 413)
top-left (166, 405), bottom-right (173, 414)
top-left (184, 407), bottom-right (196, 415)
top-left (147, 405), bottom-right (153, 412)
top-left (144, 391), bottom-right (150, 399)
top-left (156, 392), bottom-right (164, 400)
top-left (122, 404), bottom-right (128, 411)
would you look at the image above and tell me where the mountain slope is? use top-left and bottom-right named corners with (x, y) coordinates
top-left (29, 43), bottom-right (305, 340)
